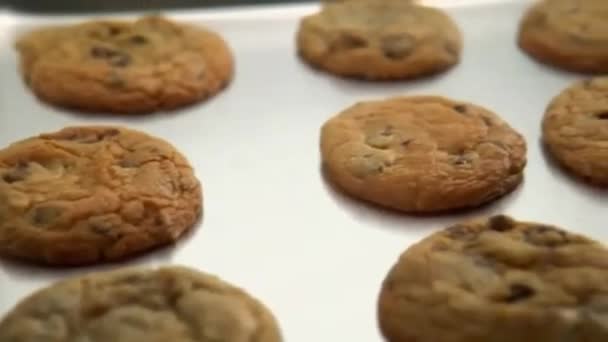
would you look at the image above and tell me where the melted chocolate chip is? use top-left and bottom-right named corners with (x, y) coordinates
top-left (334, 32), bottom-right (368, 50)
top-left (91, 47), bottom-right (131, 67)
top-left (129, 35), bottom-right (148, 45)
top-left (595, 112), bottom-right (608, 120)
top-left (488, 215), bottom-right (515, 232)
top-left (109, 26), bottom-right (122, 36)
top-left (31, 206), bottom-right (62, 226)
top-left (382, 35), bottom-right (414, 59)
top-left (2, 162), bottom-right (29, 183)
top-left (504, 284), bottom-right (535, 303)
top-left (453, 105), bottom-right (467, 114)
top-left (445, 224), bottom-right (476, 240)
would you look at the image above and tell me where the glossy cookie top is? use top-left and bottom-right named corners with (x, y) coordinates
top-left (0, 126), bottom-right (202, 265)
top-left (16, 16), bottom-right (234, 113)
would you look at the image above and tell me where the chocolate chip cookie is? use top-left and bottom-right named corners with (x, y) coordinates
top-left (0, 266), bottom-right (282, 342)
top-left (542, 78), bottom-right (608, 185)
top-left (378, 215), bottom-right (608, 342)
top-left (297, 0), bottom-right (462, 80)
top-left (16, 15), bottom-right (234, 113)
top-left (320, 96), bottom-right (526, 212)
top-left (518, 0), bottom-right (608, 73)
top-left (0, 126), bottom-right (202, 265)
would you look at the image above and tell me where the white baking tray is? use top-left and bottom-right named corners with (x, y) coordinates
top-left (0, 1), bottom-right (606, 340)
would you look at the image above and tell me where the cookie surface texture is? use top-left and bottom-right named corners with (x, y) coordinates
top-left (518, 0), bottom-right (608, 73)
top-left (379, 215), bottom-right (608, 342)
top-left (542, 78), bottom-right (608, 185)
top-left (16, 15), bottom-right (234, 113)
top-left (320, 96), bottom-right (526, 212)
top-left (0, 266), bottom-right (282, 342)
top-left (297, 0), bottom-right (462, 80)
top-left (0, 126), bottom-right (202, 265)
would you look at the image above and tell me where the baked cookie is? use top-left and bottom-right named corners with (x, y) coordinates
top-left (379, 215), bottom-right (608, 342)
top-left (518, 0), bottom-right (608, 73)
top-left (0, 126), bottom-right (202, 265)
top-left (542, 78), bottom-right (608, 185)
top-left (320, 96), bottom-right (526, 212)
top-left (0, 266), bottom-right (282, 342)
top-left (297, 0), bottom-right (461, 80)
top-left (16, 15), bottom-right (233, 113)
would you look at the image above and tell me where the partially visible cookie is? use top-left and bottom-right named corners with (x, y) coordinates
top-left (542, 78), bottom-right (608, 185)
top-left (0, 266), bottom-right (282, 342)
top-left (518, 0), bottom-right (608, 73)
top-left (379, 215), bottom-right (608, 342)
top-left (16, 15), bottom-right (234, 113)
top-left (0, 126), bottom-right (202, 265)
top-left (297, 0), bottom-right (461, 80)
top-left (320, 96), bottom-right (526, 212)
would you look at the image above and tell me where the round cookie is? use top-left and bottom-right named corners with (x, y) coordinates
top-left (518, 0), bottom-right (608, 73)
top-left (320, 96), bottom-right (526, 213)
top-left (16, 15), bottom-right (234, 114)
top-left (542, 78), bottom-right (608, 185)
top-left (378, 215), bottom-right (608, 342)
top-left (0, 266), bottom-right (282, 342)
top-left (0, 126), bottom-right (202, 265)
top-left (297, 0), bottom-right (462, 80)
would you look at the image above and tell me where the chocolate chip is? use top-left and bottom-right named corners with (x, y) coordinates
top-left (525, 225), bottom-right (569, 247)
top-left (68, 129), bottom-right (120, 144)
top-left (453, 105), bottom-right (467, 114)
top-left (109, 26), bottom-right (122, 36)
top-left (91, 46), bottom-right (119, 59)
top-left (382, 35), bottom-right (414, 59)
top-left (334, 32), bottom-right (368, 50)
top-left (504, 284), bottom-right (535, 303)
top-left (445, 224), bottom-right (476, 240)
top-left (595, 112), bottom-right (608, 120)
top-left (31, 206), bottom-right (62, 226)
top-left (452, 154), bottom-right (472, 166)
top-left (2, 162), bottom-right (29, 183)
top-left (90, 47), bottom-right (131, 67)
top-left (129, 35), bottom-right (148, 44)
top-left (488, 215), bottom-right (515, 232)
top-left (401, 139), bottom-right (413, 147)
top-left (109, 54), bottom-right (132, 67)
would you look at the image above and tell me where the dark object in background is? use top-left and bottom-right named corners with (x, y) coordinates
top-left (0, 0), bottom-right (309, 13)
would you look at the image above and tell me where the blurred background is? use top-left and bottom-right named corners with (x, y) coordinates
top-left (0, 0), bottom-right (312, 13)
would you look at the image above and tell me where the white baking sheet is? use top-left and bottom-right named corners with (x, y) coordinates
top-left (0, 1), bottom-right (606, 340)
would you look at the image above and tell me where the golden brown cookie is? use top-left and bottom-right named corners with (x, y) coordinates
top-left (16, 16), bottom-right (234, 114)
top-left (542, 78), bottom-right (608, 186)
top-left (0, 126), bottom-right (202, 265)
top-left (0, 266), bottom-right (282, 342)
top-left (320, 96), bottom-right (526, 212)
top-left (518, 0), bottom-right (608, 73)
top-left (297, 0), bottom-right (462, 80)
top-left (378, 215), bottom-right (608, 342)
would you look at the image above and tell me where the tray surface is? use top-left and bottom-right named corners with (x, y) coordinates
top-left (0, 1), bottom-right (606, 341)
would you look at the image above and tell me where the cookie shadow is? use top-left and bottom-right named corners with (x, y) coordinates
top-left (295, 51), bottom-right (460, 94)
top-left (319, 163), bottom-right (525, 231)
top-left (0, 215), bottom-right (204, 282)
top-left (539, 139), bottom-right (608, 195)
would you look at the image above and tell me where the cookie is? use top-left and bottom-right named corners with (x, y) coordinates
top-left (0, 266), bottom-right (282, 342)
top-left (320, 96), bottom-right (526, 212)
top-left (16, 15), bottom-right (234, 113)
top-left (542, 78), bottom-right (608, 186)
top-left (379, 215), bottom-right (608, 342)
top-left (518, 0), bottom-right (608, 73)
top-left (0, 126), bottom-right (202, 265)
top-left (297, 0), bottom-right (461, 80)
